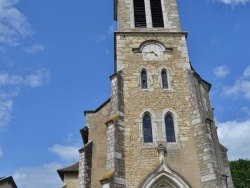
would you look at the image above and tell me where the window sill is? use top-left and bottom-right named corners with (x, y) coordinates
top-left (166, 142), bottom-right (180, 151)
top-left (141, 142), bottom-right (180, 150)
top-left (139, 88), bottom-right (154, 92)
top-left (141, 142), bottom-right (156, 148)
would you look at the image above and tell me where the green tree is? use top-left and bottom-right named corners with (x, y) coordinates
top-left (230, 159), bottom-right (250, 188)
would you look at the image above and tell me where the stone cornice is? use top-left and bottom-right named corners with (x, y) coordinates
top-left (115, 31), bottom-right (188, 38)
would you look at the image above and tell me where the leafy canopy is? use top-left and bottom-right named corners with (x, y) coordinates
top-left (230, 159), bottom-right (250, 188)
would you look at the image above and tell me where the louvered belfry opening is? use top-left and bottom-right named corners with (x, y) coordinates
top-left (134, 0), bottom-right (147, 27)
top-left (150, 0), bottom-right (164, 27)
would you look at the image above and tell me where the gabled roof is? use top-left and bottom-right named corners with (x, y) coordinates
top-left (191, 65), bottom-right (212, 91)
top-left (0, 176), bottom-right (18, 188)
top-left (84, 98), bottom-right (111, 116)
top-left (57, 162), bottom-right (79, 181)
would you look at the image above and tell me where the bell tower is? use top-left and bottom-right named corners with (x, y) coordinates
top-left (74, 0), bottom-right (234, 188)
top-left (111, 0), bottom-right (234, 187)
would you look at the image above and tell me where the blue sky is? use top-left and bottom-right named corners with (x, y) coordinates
top-left (0, 0), bottom-right (250, 187)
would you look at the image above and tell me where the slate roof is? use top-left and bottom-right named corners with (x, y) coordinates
top-left (57, 162), bottom-right (79, 181)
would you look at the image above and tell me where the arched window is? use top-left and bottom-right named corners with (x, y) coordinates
top-left (165, 114), bottom-right (176, 142)
top-left (133, 0), bottom-right (146, 27)
top-left (161, 69), bottom-right (168, 89)
top-left (141, 69), bottom-right (148, 89)
top-left (150, 0), bottom-right (164, 27)
top-left (143, 114), bottom-right (153, 143)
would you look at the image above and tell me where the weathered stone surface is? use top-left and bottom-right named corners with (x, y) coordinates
top-left (62, 173), bottom-right (79, 188)
top-left (83, 103), bottom-right (111, 188)
top-left (62, 0), bottom-right (235, 187)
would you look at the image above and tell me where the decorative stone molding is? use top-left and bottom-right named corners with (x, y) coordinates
top-left (132, 40), bottom-right (173, 60)
top-left (100, 171), bottom-right (114, 185)
top-left (139, 110), bottom-right (157, 146)
top-left (158, 66), bottom-right (172, 91)
top-left (139, 160), bottom-right (191, 188)
top-left (161, 108), bottom-right (179, 142)
top-left (157, 144), bottom-right (167, 162)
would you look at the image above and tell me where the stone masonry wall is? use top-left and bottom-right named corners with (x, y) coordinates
top-left (64, 173), bottom-right (79, 188)
top-left (186, 71), bottom-right (234, 187)
top-left (78, 142), bottom-right (93, 188)
top-left (110, 72), bottom-right (124, 118)
top-left (220, 145), bottom-right (234, 188)
top-left (186, 72), bottom-right (221, 187)
top-left (78, 151), bottom-right (85, 188)
top-left (116, 32), bottom-right (204, 187)
top-left (85, 102), bottom-right (111, 188)
top-left (106, 121), bottom-right (126, 188)
top-left (105, 71), bottom-right (126, 187)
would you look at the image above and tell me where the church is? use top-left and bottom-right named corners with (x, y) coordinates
top-left (57, 0), bottom-right (234, 187)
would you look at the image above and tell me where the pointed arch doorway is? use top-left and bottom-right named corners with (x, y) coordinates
top-left (150, 177), bottom-right (181, 188)
top-left (139, 162), bottom-right (191, 188)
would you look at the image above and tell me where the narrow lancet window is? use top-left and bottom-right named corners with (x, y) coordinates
top-left (161, 69), bottom-right (168, 89)
top-left (150, 0), bottom-right (164, 27)
top-left (134, 0), bottom-right (147, 27)
top-left (143, 114), bottom-right (153, 143)
top-left (141, 70), bottom-right (148, 89)
top-left (165, 114), bottom-right (176, 142)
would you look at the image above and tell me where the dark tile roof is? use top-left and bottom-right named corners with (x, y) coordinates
top-left (57, 162), bottom-right (79, 181)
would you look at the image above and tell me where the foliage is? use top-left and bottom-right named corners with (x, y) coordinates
top-left (230, 159), bottom-right (250, 188)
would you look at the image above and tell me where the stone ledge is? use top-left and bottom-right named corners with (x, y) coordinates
top-left (105, 116), bottom-right (120, 126)
top-left (100, 171), bottom-right (114, 184)
top-left (115, 31), bottom-right (188, 38)
top-left (78, 140), bottom-right (93, 153)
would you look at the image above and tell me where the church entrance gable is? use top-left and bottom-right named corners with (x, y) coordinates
top-left (139, 161), bottom-right (191, 188)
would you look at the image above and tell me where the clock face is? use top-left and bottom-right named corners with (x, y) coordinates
top-left (142, 44), bottom-right (164, 61)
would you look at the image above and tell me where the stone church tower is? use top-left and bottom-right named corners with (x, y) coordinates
top-left (58, 0), bottom-right (234, 187)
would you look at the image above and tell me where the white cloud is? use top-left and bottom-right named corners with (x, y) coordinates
top-left (217, 0), bottom-right (250, 5)
top-left (243, 66), bottom-right (250, 78)
top-left (0, 69), bottom-right (50, 129)
top-left (0, 99), bottom-right (13, 128)
top-left (0, 69), bottom-right (50, 88)
top-left (0, 89), bottom-right (18, 129)
top-left (0, 0), bottom-right (34, 46)
top-left (24, 69), bottom-right (50, 88)
top-left (13, 162), bottom-right (63, 188)
top-left (49, 144), bottom-right (79, 161)
top-left (217, 119), bottom-right (250, 160)
top-left (0, 72), bottom-right (22, 86)
top-left (22, 43), bottom-right (44, 54)
top-left (222, 79), bottom-right (250, 100)
top-left (213, 66), bottom-right (230, 78)
top-left (222, 66), bottom-right (250, 100)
